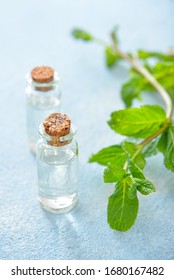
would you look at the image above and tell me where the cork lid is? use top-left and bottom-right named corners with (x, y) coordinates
top-left (43, 113), bottom-right (71, 136)
top-left (42, 113), bottom-right (71, 146)
top-left (39, 113), bottom-right (76, 147)
top-left (31, 66), bottom-right (54, 83)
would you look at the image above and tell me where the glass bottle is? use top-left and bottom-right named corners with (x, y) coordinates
top-left (25, 66), bottom-right (61, 154)
top-left (36, 113), bottom-right (78, 213)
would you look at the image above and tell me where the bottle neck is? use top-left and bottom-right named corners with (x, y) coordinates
top-left (39, 123), bottom-right (77, 147)
top-left (26, 72), bottom-right (60, 92)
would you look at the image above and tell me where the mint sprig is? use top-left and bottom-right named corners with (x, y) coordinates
top-left (72, 27), bottom-right (174, 231)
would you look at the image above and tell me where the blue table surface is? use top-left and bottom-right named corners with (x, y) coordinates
top-left (0, 0), bottom-right (174, 260)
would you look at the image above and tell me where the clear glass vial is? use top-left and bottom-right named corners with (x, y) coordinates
top-left (37, 114), bottom-right (78, 213)
top-left (25, 66), bottom-right (61, 154)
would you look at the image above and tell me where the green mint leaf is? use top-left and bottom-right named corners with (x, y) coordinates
top-left (138, 50), bottom-right (174, 61)
top-left (168, 88), bottom-right (174, 100)
top-left (125, 151), bottom-right (145, 179)
top-left (142, 139), bottom-right (159, 158)
top-left (108, 176), bottom-right (139, 231)
top-left (72, 29), bottom-right (93, 41)
top-left (127, 182), bottom-right (137, 199)
top-left (89, 145), bottom-right (126, 166)
top-left (108, 105), bottom-right (166, 138)
top-left (121, 74), bottom-right (146, 107)
top-left (163, 126), bottom-right (174, 172)
top-left (158, 127), bottom-right (174, 172)
top-left (134, 178), bottom-right (156, 195)
top-left (122, 62), bottom-right (174, 107)
top-left (123, 142), bottom-right (146, 170)
top-left (158, 131), bottom-right (167, 155)
top-left (153, 62), bottom-right (174, 100)
top-left (141, 62), bottom-right (174, 101)
top-left (104, 166), bottom-right (125, 183)
top-left (105, 46), bottom-right (121, 68)
top-left (123, 144), bottom-right (155, 195)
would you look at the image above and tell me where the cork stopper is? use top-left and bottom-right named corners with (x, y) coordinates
top-left (31, 66), bottom-right (54, 83)
top-left (43, 113), bottom-right (71, 146)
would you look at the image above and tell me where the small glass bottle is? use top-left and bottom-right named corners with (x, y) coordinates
top-left (37, 113), bottom-right (78, 213)
top-left (25, 66), bottom-right (61, 154)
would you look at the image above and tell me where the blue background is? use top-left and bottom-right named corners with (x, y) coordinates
top-left (0, 0), bottom-right (174, 259)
